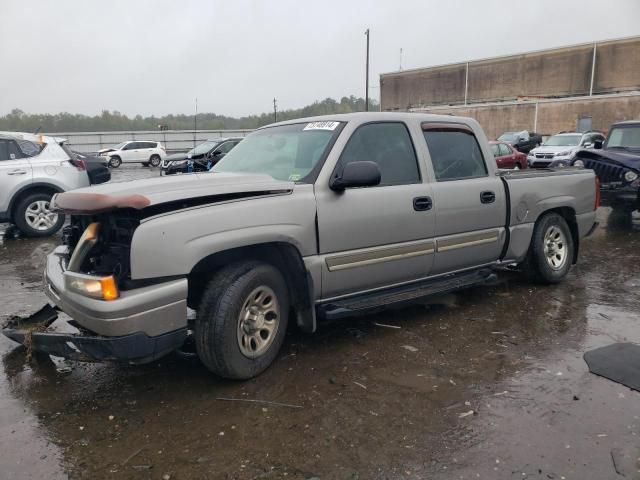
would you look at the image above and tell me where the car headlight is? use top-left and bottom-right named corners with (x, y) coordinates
top-left (624, 170), bottom-right (639, 182)
top-left (527, 153), bottom-right (534, 158)
top-left (573, 159), bottom-right (585, 167)
top-left (555, 150), bottom-right (572, 157)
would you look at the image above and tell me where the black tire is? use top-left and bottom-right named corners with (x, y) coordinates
top-left (149, 155), bottom-right (161, 167)
top-left (13, 192), bottom-right (65, 237)
top-left (523, 213), bottom-right (574, 284)
top-left (195, 261), bottom-right (290, 379)
top-left (108, 156), bottom-right (122, 168)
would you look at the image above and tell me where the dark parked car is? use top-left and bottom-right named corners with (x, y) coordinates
top-left (497, 130), bottom-right (542, 154)
top-left (569, 120), bottom-right (640, 211)
top-left (160, 137), bottom-right (243, 175)
top-left (489, 141), bottom-right (527, 169)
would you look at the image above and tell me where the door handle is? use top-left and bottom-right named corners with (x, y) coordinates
top-left (480, 191), bottom-right (496, 204)
top-left (7, 169), bottom-right (27, 175)
top-left (413, 196), bottom-right (433, 211)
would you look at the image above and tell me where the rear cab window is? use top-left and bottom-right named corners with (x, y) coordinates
top-left (422, 123), bottom-right (488, 181)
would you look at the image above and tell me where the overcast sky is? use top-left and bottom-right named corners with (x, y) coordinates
top-left (1, 0), bottom-right (639, 118)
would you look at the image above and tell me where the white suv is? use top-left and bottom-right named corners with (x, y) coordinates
top-left (0, 132), bottom-right (92, 237)
top-left (98, 141), bottom-right (166, 168)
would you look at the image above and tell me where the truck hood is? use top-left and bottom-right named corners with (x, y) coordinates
top-left (575, 148), bottom-right (640, 170)
top-left (51, 172), bottom-right (294, 214)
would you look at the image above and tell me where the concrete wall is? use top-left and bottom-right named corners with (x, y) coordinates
top-left (380, 36), bottom-right (640, 111)
top-left (414, 94), bottom-right (640, 140)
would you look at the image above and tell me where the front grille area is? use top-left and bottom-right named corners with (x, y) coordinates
top-left (535, 153), bottom-right (554, 159)
top-left (584, 159), bottom-right (626, 183)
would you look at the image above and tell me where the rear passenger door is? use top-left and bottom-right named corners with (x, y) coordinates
top-left (0, 140), bottom-right (33, 214)
top-left (422, 123), bottom-right (506, 275)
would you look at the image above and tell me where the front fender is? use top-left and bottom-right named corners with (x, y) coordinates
top-left (129, 188), bottom-right (317, 279)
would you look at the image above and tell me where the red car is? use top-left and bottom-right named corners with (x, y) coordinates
top-left (489, 141), bottom-right (527, 169)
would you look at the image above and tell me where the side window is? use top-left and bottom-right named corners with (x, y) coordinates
top-left (17, 140), bottom-right (42, 157)
top-left (216, 141), bottom-right (236, 154)
top-left (337, 122), bottom-right (420, 186)
top-left (122, 142), bottom-right (134, 150)
top-left (143, 142), bottom-right (157, 149)
top-left (423, 128), bottom-right (488, 181)
top-left (0, 141), bottom-right (9, 161)
top-left (7, 141), bottom-right (23, 160)
top-left (490, 144), bottom-right (500, 157)
top-left (499, 143), bottom-right (512, 156)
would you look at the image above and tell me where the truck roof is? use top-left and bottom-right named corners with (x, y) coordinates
top-left (0, 131), bottom-right (66, 144)
top-left (265, 111), bottom-right (479, 128)
top-left (611, 120), bottom-right (640, 127)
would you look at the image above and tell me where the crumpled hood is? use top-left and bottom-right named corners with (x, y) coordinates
top-left (576, 148), bottom-right (640, 170)
top-left (52, 172), bottom-right (294, 214)
top-left (164, 152), bottom-right (189, 162)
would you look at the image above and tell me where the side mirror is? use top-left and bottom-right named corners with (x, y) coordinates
top-left (518, 137), bottom-right (526, 142)
top-left (330, 161), bottom-right (381, 191)
top-left (593, 140), bottom-right (603, 149)
top-left (583, 142), bottom-right (593, 149)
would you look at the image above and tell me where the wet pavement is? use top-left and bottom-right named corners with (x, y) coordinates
top-left (1, 166), bottom-right (640, 479)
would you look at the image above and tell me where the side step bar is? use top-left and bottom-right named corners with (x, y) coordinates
top-left (317, 268), bottom-right (496, 320)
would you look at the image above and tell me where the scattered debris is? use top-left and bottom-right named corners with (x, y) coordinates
top-left (215, 397), bottom-right (303, 409)
top-left (122, 447), bottom-right (144, 466)
top-left (494, 391), bottom-right (508, 396)
top-left (353, 382), bottom-right (368, 390)
top-left (402, 345), bottom-right (418, 352)
top-left (458, 410), bottom-right (474, 418)
top-left (108, 415), bottom-right (115, 421)
top-left (374, 322), bottom-right (401, 329)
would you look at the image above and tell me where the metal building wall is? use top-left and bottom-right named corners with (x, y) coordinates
top-left (380, 36), bottom-right (640, 111)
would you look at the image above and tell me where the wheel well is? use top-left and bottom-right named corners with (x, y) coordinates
top-left (9, 184), bottom-right (62, 222)
top-left (187, 242), bottom-right (316, 333)
top-left (541, 207), bottom-right (579, 264)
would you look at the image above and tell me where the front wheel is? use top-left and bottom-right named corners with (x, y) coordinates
top-left (195, 261), bottom-right (289, 379)
top-left (149, 155), bottom-right (161, 167)
top-left (108, 156), bottom-right (122, 168)
top-left (13, 192), bottom-right (65, 237)
top-left (523, 213), bottom-right (574, 284)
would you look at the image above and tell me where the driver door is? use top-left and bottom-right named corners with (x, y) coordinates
top-left (315, 122), bottom-right (436, 299)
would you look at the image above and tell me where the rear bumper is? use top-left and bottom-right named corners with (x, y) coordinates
top-left (2, 305), bottom-right (187, 364)
top-left (44, 246), bottom-right (188, 337)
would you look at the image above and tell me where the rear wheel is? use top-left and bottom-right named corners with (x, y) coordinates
top-left (149, 155), bottom-right (161, 167)
top-left (523, 213), bottom-right (574, 284)
top-left (108, 156), bottom-right (122, 168)
top-left (13, 192), bottom-right (65, 237)
top-left (195, 261), bottom-right (289, 379)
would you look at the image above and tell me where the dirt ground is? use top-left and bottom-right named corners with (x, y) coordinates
top-left (1, 165), bottom-right (640, 479)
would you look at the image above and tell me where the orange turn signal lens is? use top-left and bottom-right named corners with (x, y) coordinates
top-left (100, 276), bottom-right (119, 301)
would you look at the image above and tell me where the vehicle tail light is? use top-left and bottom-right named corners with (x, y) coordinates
top-left (594, 176), bottom-right (601, 210)
top-left (69, 158), bottom-right (86, 171)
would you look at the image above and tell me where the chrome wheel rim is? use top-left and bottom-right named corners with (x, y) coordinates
top-left (237, 286), bottom-right (280, 358)
top-left (25, 200), bottom-right (58, 231)
top-left (150, 156), bottom-right (160, 166)
top-left (544, 225), bottom-right (567, 270)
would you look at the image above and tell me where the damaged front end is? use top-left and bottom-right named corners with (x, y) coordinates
top-left (2, 192), bottom-right (189, 364)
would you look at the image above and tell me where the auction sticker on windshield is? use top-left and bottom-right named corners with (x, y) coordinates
top-left (303, 121), bottom-right (340, 131)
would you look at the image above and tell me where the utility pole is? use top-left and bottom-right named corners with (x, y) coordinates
top-left (399, 47), bottom-right (403, 71)
top-left (273, 98), bottom-right (277, 123)
top-left (365, 28), bottom-right (370, 112)
top-left (194, 97), bottom-right (198, 148)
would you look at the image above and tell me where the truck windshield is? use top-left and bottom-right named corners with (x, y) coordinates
top-left (606, 126), bottom-right (640, 149)
top-left (212, 122), bottom-right (343, 182)
top-left (544, 134), bottom-right (581, 146)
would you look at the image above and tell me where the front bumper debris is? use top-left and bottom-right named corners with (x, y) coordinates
top-left (2, 304), bottom-right (188, 364)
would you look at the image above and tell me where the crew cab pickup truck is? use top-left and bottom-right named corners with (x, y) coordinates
top-left (3, 113), bottom-right (599, 379)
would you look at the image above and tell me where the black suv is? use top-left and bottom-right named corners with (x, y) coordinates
top-left (160, 137), bottom-right (243, 175)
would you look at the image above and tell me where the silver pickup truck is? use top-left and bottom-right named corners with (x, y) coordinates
top-left (4, 113), bottom-right (599, 379)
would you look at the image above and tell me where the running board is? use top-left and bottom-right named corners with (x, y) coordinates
top-left (317, 268), bottom-right (496, 320)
